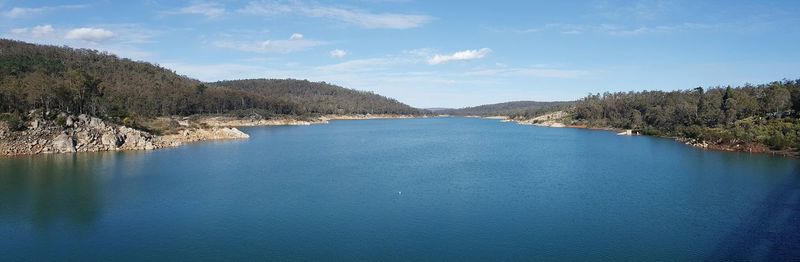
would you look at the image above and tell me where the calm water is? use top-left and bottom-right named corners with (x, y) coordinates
top-left (1, 117), bottom-right (798, 261)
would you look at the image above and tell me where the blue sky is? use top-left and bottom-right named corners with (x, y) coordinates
top-left (2, 0), bottom-right (799, 108)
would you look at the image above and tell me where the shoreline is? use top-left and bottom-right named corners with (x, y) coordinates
top-left (4, 114), bottom-right (795, 159)
top-left (0, 114), bottom-right (421, 157)
top-left (492, 114), bottom-right (798, 159)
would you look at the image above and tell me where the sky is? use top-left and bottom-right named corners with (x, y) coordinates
top-left (1, 0), bottom-right (799, 108)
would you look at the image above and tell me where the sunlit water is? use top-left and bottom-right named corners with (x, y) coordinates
top-left (1, 117), bottom-right (798, 261)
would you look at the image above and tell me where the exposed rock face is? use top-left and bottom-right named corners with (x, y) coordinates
top-left (1, 115), bottom-right (171, 156)
top-left (51, 133), bottom-right (76, 153)
top-left (0, 114), bottom-right (415, 156)
top-left (160, 127), bottom-right (249, 143)
top-left (515, 111), bottom-right (569, 128)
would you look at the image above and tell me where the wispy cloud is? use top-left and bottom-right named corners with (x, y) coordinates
top-left (214, 33), bottom-right (327, 53)
top-left (65, 27), bottom-right (115, 42)
top-left (4, 24), bottom-right (158, 60)
top-left (330, 49), bottom-right (347, 58)
top-left (315, 48), bottom-right (434, 73)
top-left (3, 4), bottom-right (88, 19)
top-left (10, 24), bottom-right (55, 38)
top-left (490, 22), bottom-right (718, 36)
top-left (593, 0), bottom-right (673, 21)
top-left (240, 1), bottom-right (433, 29)
top-left (428, 48), bottom-right (492, 65)
top-left (316, 58), bottom-right (395, 72)
top-left (164, 2), bottom-right (226, 18)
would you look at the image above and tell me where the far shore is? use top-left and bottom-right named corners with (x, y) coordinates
top-left (470, 113), bottom-right (798, 159)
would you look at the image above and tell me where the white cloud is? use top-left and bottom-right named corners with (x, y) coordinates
top-left (5, 7), bottom-right (41, 18)
top-left (9, 24), bottom-right (55, 38)
top-left (428, 48), bottom-right (492, 65)
top-left (214, 33), bottom-right (326, 53)
top-left (330, 49), bottom-right (347, 58)
top-left (31, 24), bottom-right (54, 37)
top-left (317, 58), bottom-right (393, 72)
top-left (10, 28), bottom-right (27, 34)
top-left (240, 1), bottom-right (433, 29)
top-left (166, 2), bottom-right (226, 18)
top-left (4, 24), bottom-right (157, 60)
top-left (3, 4), bottom-right (87, 18)
top-left (65, 27), bottom-right (115, 42)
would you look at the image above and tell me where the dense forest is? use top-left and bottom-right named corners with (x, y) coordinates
top-left (440, 101), bottom-right (573, 116)
top-left (210, 79), bottom-right (419, 115)
top-left (0, 39), bottom-right (421, 129)
top-left (571, 80), bottom-right (800, 150)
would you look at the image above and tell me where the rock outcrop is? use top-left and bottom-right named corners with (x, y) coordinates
top-left (1, 115), bottom-right (171, 156)
top-left (1, 113), bottom-right (416, 156)
top-left (160, 127), bottom-right (250, 143)
top-left (514, 111), bottom-right (568, 127)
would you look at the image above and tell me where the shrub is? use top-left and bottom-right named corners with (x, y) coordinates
top-left (767, 131), bottom-right (789, 150)
top-left (0, 113), bottom-right (26, 131)
top-left (55, 115), bottom-right (67, 126)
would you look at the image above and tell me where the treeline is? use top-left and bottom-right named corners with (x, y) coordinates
top-left (0, 39), bottom-right (421, 126)
top-left (210, 79), bottom-right (420, 115)
top-left (441, 101), bottom-right (573, 116)
top-left (572, 80), bottom-right (800, 150)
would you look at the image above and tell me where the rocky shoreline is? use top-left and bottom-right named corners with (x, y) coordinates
top-left (0, 114), bottom-right (417, 157)
top-left (503, 112), bottom-right (797, 158)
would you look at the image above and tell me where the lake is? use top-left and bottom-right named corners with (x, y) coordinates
top-left (1, 117), bottom-right (798, 261)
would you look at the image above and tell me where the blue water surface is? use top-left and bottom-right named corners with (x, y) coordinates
top-left (1, 117), bottom-right (798, 261)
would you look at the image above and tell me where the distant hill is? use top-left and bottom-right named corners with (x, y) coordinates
top-left (0, 39), bottom-right (422, 121)
top-left (425, 108), bottom-right (453, 112)
top-left (210, 79), bottom-right (420, 115)
top-left (440, 101), bottom-right (573, 116)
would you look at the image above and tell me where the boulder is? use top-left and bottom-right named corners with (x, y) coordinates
top-left (77, 114), bottom-right (89, 125)
top-left (74, 130), bottom-right (97, 149)
top-left (87, 117), bottom-right (106, 129)
top-left (65, 116), bottom-right (75, 127)
top-left (101, 132), bottom-right (124, 149)
top-left (117, 126), bottom-right (157, 150)
top-left (52, 133), bottom-right (76, 153)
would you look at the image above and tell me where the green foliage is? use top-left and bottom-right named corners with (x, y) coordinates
top-left (573, 80), bottom-right (800, 151)
top-left (0, 112), bottom-right (26, 131)
top-left (0, 39), bottom-right (422, 121)
top-left (441, 101), bottom-right (574, 116)
top-left (55, 115), bottom-right (67, 126)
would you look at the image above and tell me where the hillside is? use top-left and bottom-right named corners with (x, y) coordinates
top-left (568, 82), bottom-right (800, 153)
top-left (440, 101), bottom-right (573, 117)
top-left (210, 79), bottom-right (420, 115)
top-left (0, 39), bottom-right (421, 124)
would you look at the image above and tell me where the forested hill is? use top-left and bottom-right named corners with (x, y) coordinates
top-left (440, 101), bottom-right (573, 117)
top-left (210, 79), bottom-right (420, 115)
top-left (0, 39), bottom-right (421, 121)
top-left (571, 81), bottom-right (800, 151)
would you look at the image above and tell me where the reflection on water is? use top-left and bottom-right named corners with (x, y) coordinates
top-left (0, 153), bottom-right (121, 230)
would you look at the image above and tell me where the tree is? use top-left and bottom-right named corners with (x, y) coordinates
top-left (764, 85), bottom-right (791, 115)
top-left (0, 39), bottom-right (422, 124)
top-left (721, 86), bottom-right (736, 125)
